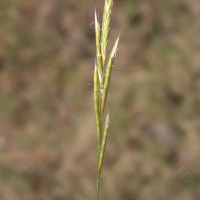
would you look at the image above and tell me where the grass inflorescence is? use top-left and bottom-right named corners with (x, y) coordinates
top-left (93, 0), bottom-right (119, 199)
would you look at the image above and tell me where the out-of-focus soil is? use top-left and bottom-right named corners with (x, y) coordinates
top-left (0, 0), bottom-right (200, 199)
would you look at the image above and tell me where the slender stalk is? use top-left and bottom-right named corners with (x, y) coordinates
top-left (96, 147), bottom-right (100, 200)
top-left (93, 1), bottom-right (119, 199)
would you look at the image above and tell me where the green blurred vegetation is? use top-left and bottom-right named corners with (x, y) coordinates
top-left (0, 0), bottom-right (200, 199)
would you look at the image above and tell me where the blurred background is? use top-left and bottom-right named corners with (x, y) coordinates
top-left (0, 0), bottom-right (200, 199)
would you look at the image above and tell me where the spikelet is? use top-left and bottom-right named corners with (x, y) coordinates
top-left (94, 64), bottom-right (101, 145)
top-left (101, 37), bottom-right (119, 116)
top-left (93, 1), bottom-right (119, 200)
top-left (98, 113), bottom-right (109, 174)
top-left (101, 0), bottom-right (113, 67)
top-left (95, 11), bottom-right (103, 81)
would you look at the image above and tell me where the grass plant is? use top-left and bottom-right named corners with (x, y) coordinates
top-left (93, 1), bottom-right (119, 199)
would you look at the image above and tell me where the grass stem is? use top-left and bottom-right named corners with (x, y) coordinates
top-left (93, 1), bottom-right (119, 199)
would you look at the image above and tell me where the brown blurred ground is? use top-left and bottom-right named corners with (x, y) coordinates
top-left (0, 0), bottom-right (200, 199)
